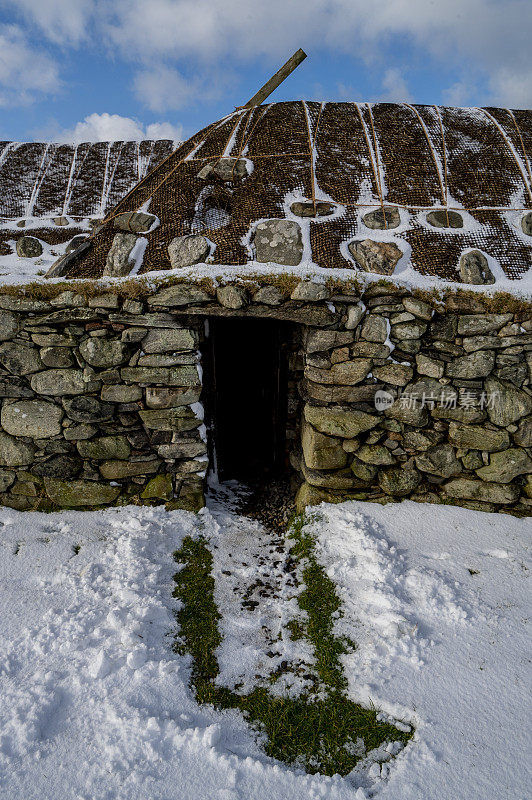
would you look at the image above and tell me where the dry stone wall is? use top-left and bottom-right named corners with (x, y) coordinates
top-left (0, 278), bottom-right (530, 516)
top-left (0, 292), bottom-right (206, 511)
top-left (295, 285), bottom-right (532, 516)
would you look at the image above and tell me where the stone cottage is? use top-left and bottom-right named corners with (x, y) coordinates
top-left (0, 101), bottom-right (530, 515)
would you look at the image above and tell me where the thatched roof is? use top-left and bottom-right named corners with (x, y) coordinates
top-left (0, 140), bottom-right (176, 221)
top-left (22, 103), bottom-right (532, 285)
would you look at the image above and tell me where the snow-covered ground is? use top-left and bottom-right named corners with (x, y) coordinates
top-left (0, 498), bottom-right (529, 799)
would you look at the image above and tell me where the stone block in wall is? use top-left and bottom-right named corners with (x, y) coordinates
top-left (402, 297), bottom-right (433, 320)
top-left (448, 422), bottom-right (510, 452)
top-left (360, 315), bottom-right (388, 342)
top-left (304, 329), bottom-right (354, 353)
top-left (391, 320), bottom-right (427, 340)
top-left (378, 467), bottom-right (420, 496)
top-left (302, 462), bottom-right (358, 489)
top-left (99, 460), bottom-right (161, 480)
top-left (171, 476), bottom-right (205, 512)
top-left (252, 285), bottom-right (285, 306)
top-left (77, 435), bottom-right (131, 460)
top-left (40, 347), bottom-right (75, 368)
top-left (444, 478), bottom-right (519, 504)
top-left (1, 400), bottom-right (63, 438)
top-left (475, 449), bottom-right (532, 483)
top-left (137, 353), bottom-right (198, 367)
top-left (141, 474), bottom-right (173, 501)
top-left (415, 444), bottom-right (462, 478)
top-left (429, 315), bottom-right (457, 341)
top-left (0, 310), bottom-right (20, 340)
top-left (43, 478), bottom-right (121, 507)
top-left (142, 328), bottom-right (198, 353)
top-left (63, 396), bottom-right (113, 422)
top-left (301, 419), bottom-right (347, 470)
top-left (0, 431), bottom-right (35, 466)
top-left (356, 444), bottom-right (396, 465)
top-left (372, 364), bottom-right (413, 386)
top-left (416, 354), bottom-right (445, 378)
top-left (30, 369), bottom-right (95, 396)
top-left (121, 366), bottom-right (200, 386)
top-left (32, 455), bottom-right (83, 479)
top-left (139, 406), bottom-right (202, 432)
top-left (456, 314), bottom-right (513, 336)
top-left (295, 482), bottom-right (346, 513)
top-left (385, 401), bottom-right (429, 427)
top-left (301, 379), bottom-right (380, 405)
top-left (148, 285), bottom-right (211, 307)
top-left (304, 403), bottom-right (379, 438)
top-left (446, 351), bottom-right (495, 379)
top-left (513, 417), bottom-right (532, 447)
top-left (484, 377), bottom-right (532, 427)
top-left (305, 359), bottom-right (372, 385)
top-left (351, 459), bottom-right (378, 482)
top-left (79, 338), bottom-right (129, 368)
top-left (145, 386), bottom-right (201, 409)
top-left (101, 384), bottom-right (142, 402)
top-left (156, 440), bottom-right (207, 459)
top-left (0, 341), bottom-right (43, 374)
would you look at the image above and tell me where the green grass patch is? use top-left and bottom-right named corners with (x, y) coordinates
top-left (172, 515), bottom-right (413, 776)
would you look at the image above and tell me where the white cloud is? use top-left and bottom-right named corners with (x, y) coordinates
top-left (145, 121), bottom-right (184, 141)
top-left (0, 24), bottom-right (60, 107)
top-left (488, 68), bottom-right (532, 109)
top-left (380, 68), bottom-right (412, 103)
top-left (133, 64), bottom-right (234, 112)
top-left (1, 0), bottom-right (531, 110)
top-left (6, 0), bottom-right (93, 45)
top-left (442, 81), bottom-right (477, 108)
top-left (53, 112), bottom-right (183, 143)
top-left (97, 0), bottom-right (532, 109)
top-left (133, 66), bottom-right (197, 113)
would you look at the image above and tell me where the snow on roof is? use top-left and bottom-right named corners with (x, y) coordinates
top-left (0, 139), bottom-right (176, 221)
top-left (1, 103), bottom-right (531, 294)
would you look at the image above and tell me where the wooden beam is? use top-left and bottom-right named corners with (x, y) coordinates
top-left (242, 49), bottom-right (307, 108)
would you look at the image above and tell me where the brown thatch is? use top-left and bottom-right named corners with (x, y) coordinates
top-left (23, 103), bottom-right (532, 284)
top-left (0, 139), bottom-right (176, 220)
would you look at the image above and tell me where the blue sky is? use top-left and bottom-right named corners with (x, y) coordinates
top-left (0, 0), bottom-right (530, 143)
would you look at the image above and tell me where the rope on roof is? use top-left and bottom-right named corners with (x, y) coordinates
top-left (353, 103), bottom-right (386, 218)
top-left (434, 106), bottom-right (450, 208)
top-left (404, 104), bottom-right (447, 210)
top-left (302, 101), bottom-right (324, 213)
top-left (26, 144), bottom-right (51, 218)
top-left (477, 107), bottom-right (532, 205)
top-left (97, 110), bottom-right (245, 232)
top-left (238, 104), bottom-right (271, 157)
top-left (506, 109), bottom-right (532, 199)
top-left (365, 104), bottom-right (387, 222)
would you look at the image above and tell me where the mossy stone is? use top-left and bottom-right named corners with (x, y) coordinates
top-left (44, 478), bottom-right (121, 507)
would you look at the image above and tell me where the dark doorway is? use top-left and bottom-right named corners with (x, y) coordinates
top-left (203, 317), bottom-right (290, 482)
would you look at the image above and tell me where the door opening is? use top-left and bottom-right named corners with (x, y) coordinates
top-left (203, 317), bottom-right (290, 483)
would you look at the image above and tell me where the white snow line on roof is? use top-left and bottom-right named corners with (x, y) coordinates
top-left (102, 142), bottom-right (126, 214)
top-left (25, 144), bottom-right (51, 218)
top-left (61, 143), bottom-right (79, 216)
top-left (403, 104), bottom-right (446, 206)
top-left (478, 107), bottom-right (532, 204)
top-left (222, 115), bottom-right (244, 158)
top-left (353, 103), bottom-right (383, 207)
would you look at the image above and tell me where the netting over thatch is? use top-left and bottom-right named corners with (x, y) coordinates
top-left (0, 140), bottom-right (176, 221)
top-left (47, 103), bottom-right (532, 283)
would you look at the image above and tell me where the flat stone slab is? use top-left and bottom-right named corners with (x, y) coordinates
top-left (254, 220), bottom-right (303, 266)
top-left (1, 400), bottom-right (63, 438)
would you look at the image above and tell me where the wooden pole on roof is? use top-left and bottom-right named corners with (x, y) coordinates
top-left (241, 49), bottom-right (307, 108)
